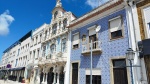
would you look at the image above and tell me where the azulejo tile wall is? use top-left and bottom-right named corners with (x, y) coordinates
top-left (71, 9), bottom-right (129, 84)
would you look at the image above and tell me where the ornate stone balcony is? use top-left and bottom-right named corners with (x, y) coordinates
top-left (82, 41), bottom-right (102, 55)
top-left (38, 51), bottom-right (67, 65)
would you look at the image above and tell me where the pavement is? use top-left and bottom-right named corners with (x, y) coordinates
top-left (0, 80), bottom-right (25, 84)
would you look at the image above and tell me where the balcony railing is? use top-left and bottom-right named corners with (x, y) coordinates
top-left (39, 51), bottom-right (67, 64)
top-left (82, 41), bottom-right (102, 55)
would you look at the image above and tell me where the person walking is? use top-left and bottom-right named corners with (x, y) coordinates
top-left (40, 71), bottom-right (44, 84)
top-left (4, 75), bottom-right (7, 83)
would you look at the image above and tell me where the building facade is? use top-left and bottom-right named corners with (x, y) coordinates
top-left (135, 0), bottom-right (150, 83)
top-left (68, 0), bottom-right (139, 84)
top-left (0, 31), bottom-right (32, 82)
top-left (37, 0), bottom-right (76, 84)
top-left (25, 24), bottom-right (47, 84)
top-left (0, 0), bottom-right (150, 84)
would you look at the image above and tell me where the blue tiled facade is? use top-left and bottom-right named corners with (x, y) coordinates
top-left (70, 9), bottom-right (129, 84)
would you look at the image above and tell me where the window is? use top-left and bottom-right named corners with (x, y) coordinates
top-left (86, 75), bottom-right (101, 84)
top-left (43, 46), bottom-right (46, 57)
top-left (17, 49), bottom-right (20, 56)
top-left (85, 69), bottom-right (101, 84)
top-left (59, 21), bottom-right (61, 29)
top-left (52, 24), bottom-right (57, 35)
top-left (72, 33), bottom-right (79, 49)
top-left (148, 23), bottom-right (150, 37)
top-left (61, 38), bottom-right (66, 52)
top-left (36, 36), bottom-right (38, 44)
top-left (88, 27), bottom-right (97, 49)
top-left (112, 59), bottom-right (128, 84)
top-left (51, 44), bottom-right (56, 54)
top-left (15, 59), bottom-right (18, 67)
top-left (72, 63), bottom-right (78, 84)
top-left (143, 6), bottom-right (150, 38)
top-left (40, 34), bottom-right (42, 42)
top-left (82, 35), bottom-right (86, 42)
top-left (63, 18), bottom-right (67, 30)
top-left (33, 51), bottom-right (35, 59)
top-left (54, 11), bottom-right (58, 19)
top-left (37, 49), bottom-right (40, 58)
top-left (30, 52), bottom-right (32, 59)
top-left (109, 16), bottom-right (123, 39)
top-left (45, 31), bottom-right (47, 40)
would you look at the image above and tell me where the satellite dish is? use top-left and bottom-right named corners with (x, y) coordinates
top-left (96, 25), bottom-right (101, 32)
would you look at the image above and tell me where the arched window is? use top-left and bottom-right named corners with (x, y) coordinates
top-left (61, 38), bottom-right (66, 52)
top-left (51, 44), bottom-right (56, 54)
top-left (59, 21), bottom-right (61, 28)
top-left (52, 23), bottom-right (57, 35)
top-left (54, 11), bottom-right (58, 19)
top-left (63, 18), bottom-right (67, 30)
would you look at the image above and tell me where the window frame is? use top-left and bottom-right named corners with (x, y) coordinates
top-left (61, 38), bottom-right (67, 52)
top-left (110, 57), bottom-right (130, 84)
top-left (54, 11), bottom-right (58, 19)
top-left (108, 15), bottom-right (124, 40)
top-left (72, 32), bottom-right (80, 49)
top-left (63, 18), bottom-right (67, 30)
top-left (52, 23), bottom-right (57, 35)
top-left (50, 44), bottom-right (56, 54)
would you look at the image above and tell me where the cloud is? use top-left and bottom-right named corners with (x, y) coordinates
top-left (0, 10), bottom-right (14, 36)
top-left (86, 0), bottom-right (108, 9)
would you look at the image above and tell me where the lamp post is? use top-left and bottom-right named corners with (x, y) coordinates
top-left (90, 25), bottom-right (101, 84)
top-left (126, 48), bottom-right (135, 84)
top-left (90, 40), bottom-right (93, 84)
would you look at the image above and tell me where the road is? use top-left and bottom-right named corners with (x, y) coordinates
top-left (0, 80), bottom-right (24, 84)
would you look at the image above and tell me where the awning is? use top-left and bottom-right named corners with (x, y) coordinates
top-left (9, 67), bottom-right (25, 71)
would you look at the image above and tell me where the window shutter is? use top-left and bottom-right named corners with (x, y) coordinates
top-left (144, 6), bottom-right (150, 23)
top-left (89, 28), bottom-right (96, 36)
top-left (73, 33), bottom-right (79, 45)
top-left (110, 17), bottom-right (122, 32)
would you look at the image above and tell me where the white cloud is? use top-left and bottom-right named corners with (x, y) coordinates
top-left (86, 0), bottom-right (108, 9)
top-left (0, 10), bottom-right (14, 36)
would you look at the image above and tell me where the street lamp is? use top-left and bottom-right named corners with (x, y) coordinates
top-left (90, 25), bottom-right (101, 84)
top-left (126, 48), bottom-right (135, 84)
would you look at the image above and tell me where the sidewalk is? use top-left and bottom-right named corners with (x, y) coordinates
top-left (0, 80), bottom-right (25, 84)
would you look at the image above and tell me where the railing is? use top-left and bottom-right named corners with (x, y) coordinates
top-left (82, 41), bottom-right (101, 54)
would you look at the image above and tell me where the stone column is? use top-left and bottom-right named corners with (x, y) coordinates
top-left (53, 73), bottom-right (56, 84)
top-left (45, 73), bottom-right (48, 84)
top-left (57, 73), bottom-right (60, 84)
top-left (42, 72), bottom-right (45, 84)
top-left (53, 66), bottom-right (56, 84)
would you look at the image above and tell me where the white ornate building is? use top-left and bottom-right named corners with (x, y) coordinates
top-left (38, 0), bottom-right (76, 84)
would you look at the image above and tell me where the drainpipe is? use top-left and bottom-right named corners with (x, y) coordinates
top-left (127, 0), bottom-right (143, 83)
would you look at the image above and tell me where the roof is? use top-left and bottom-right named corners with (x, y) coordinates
top-left (68, 0), bottom-right (123, 28)
top-left (3, 30), bottom-right (32, 53)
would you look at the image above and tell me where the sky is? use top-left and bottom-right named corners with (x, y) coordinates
top-left (0, 0), bottom-right (108, 62)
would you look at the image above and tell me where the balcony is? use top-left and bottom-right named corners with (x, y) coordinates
top-left (82, 41), bottom-right (102, 55)
top-left (38, 51), bottom-right (67, 65)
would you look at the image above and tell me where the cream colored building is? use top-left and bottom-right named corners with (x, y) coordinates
top-left (25, 23), bottom-right (48, 84)
top-left (1, 31), bottom-right (32, 82)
